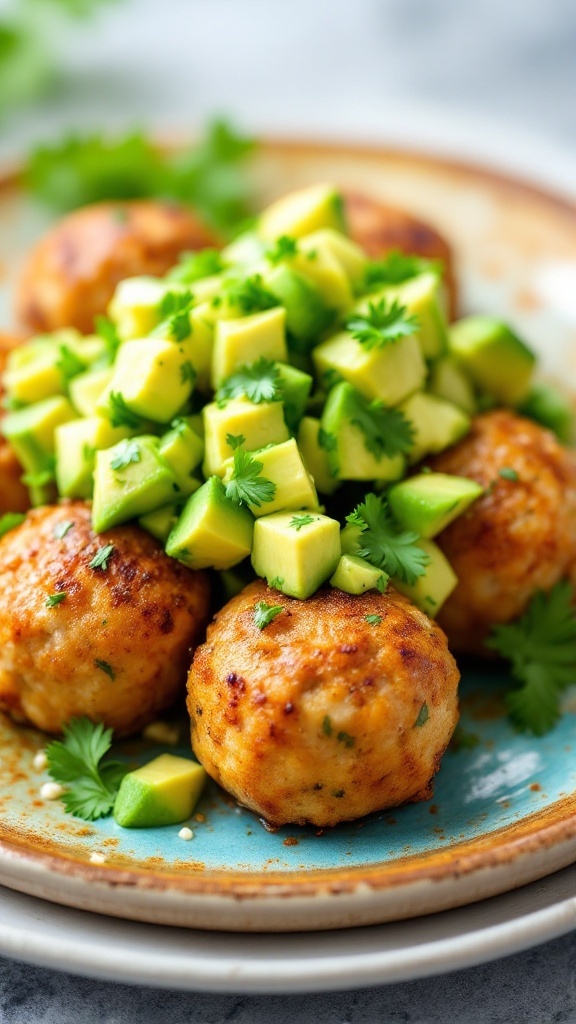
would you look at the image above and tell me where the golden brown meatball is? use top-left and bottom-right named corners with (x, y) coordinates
top-left (344, 191), bottom-right (457, 319)
top-left (0, 502), bottom-right (211, 735)
top-left (430, 411), bottom-right (576, 653)
top-left (0, 333), bottom-right (29, 515)
top-left (188, 580), bottom-right (459, 827)
top-left (16, 200), bottom-right (218, 335)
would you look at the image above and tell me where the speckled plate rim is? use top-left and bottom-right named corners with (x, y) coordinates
top-left (1, 127), bottom-right (576, 933)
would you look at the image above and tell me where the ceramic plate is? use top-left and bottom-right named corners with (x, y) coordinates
top-left (0, 135), bottom-right (576, 934)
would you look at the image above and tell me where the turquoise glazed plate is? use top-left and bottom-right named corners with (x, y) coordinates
top-left (0, 138), bottom-right (576, 932)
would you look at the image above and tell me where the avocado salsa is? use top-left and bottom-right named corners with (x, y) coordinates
top-left (0, 183), bottom-right (566, 613)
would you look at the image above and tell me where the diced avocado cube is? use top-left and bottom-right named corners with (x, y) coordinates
top-left (222, 438), bottom-right (318, 517)
top-left (4, 330), bottom-right (95, 404)
top-left (300, 229), bottom-right (367, 291)
top-left (276, 363), bottom-right (313, 433)
top-left (330, 554), bottom-right (388, 595)
top-left (399, 392), bottom-right (470, 464)
top-left (108, 277), bottom-right (186, 340)
top-left (259, 184), bottom-right (345, 240)
top-left (159, 418), bottom-right (204, 497)
top-left (113, 753), bottom-right (207, 828)
top-left (340, 522), bottom-right (363, 555)
top-left (99, 336), bottom-right (196, 425)
top-left (388, 472), bottom-right (484, 539)
top-left (264, 264), bottom-right (334, 352)
top-left (292, 237), bottom-right (353, 313)
top-left (55, 417), bottom-right (133, 499)
top-left (69, 366), bottom-right (114, 417)
top-left (92, 436), bottom-right (178, 532)
top-left (428, 356), bottom-right (477, 414)
top-left (365, 273), bottom-right (448, 360)
top-left (393, 539), bottom-right (457, 617)
top-left (2, 395), bottom-right (76, 496)
top-left (139, 503), bottom-right (183, 543)
top-left (166, 476), bottom-right (254, 570)
top-left (252, 510), bottom-right (341, 599)
top-left (221, 231), bottom-right (266, 267)
top-left (211, 307), bottom-right (288, 388)
top-left (320, 382), bottom-right (406, 482)
top-left (313, 329), bottom-right (426, 406)
top-left (186, 274), bottom-right (226, 303)
top-left (297, 415), bottom-right (340, 495)
top-left (517, 382), bottom-right (574, 442)
top-left (448, 316), bottom-right (536, 405)
top-left (187, 303), bottom-right (216, 392)
top-left (202, 397), bottom-right (290, 477)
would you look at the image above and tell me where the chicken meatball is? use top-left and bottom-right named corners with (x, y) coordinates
top-left (0, 333), bottom-right (29, 515)
top-left (344, 191), bottom-right (457, 318)
top-left (0, 502), bottom-right (211, 735)
top-left (188, 580), bottom-right (459, 827)
top-left (16, 200), bottom-right (218, 335)
top-left (430, 411), bottom-right (576, 653)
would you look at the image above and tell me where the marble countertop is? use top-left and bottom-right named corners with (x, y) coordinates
top-left (1, 0), bottom-right (576, 1018)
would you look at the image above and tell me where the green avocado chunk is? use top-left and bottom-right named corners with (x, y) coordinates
top-left (166, 476), bottom-right (254, 570)
top-left (297, 415), bottom-right (340, 496)
top-left (222, 438), bottom-right (318, 518)
top-left (258, 183), bottom-right (345, 240)
top-left (251, 510), bottom-right (341, 599)
top-left (393, 539), bottom-right (457, 617)
top-left (99, 335), bottom-right (197, 425)
top-left (2, 395), bottom-right (76, 505)
top-left (388, 473), bottom-right (484, 538)
top-left (517, 382), bottom-right (574, 442)
top-left (276, 362), bottom-right (313, 433)
top-left (428, 355), bottom-right (477, 415)
top-left (113, 753), bottom-right (207, 828)
top-left (92, 436), bottom-right (178, 533)
top-left (448, 315), bottom-right (535, 405)
top-left (55, 416), bottom-right (133, 499)
top-left (159, 418), bottom-right (204, 498)
top-left (398, 392), bottom-right (470, 464)
top-left (320, 382), bottom-right (406, 482)
top-left (313, 327), bottom-right (426, 406)
top-left (138, 503), bottom-right (183, 543)
top-left (264, 264), bottom-right (334, 352)
top-left (330, 554), bottom-right (388, 595)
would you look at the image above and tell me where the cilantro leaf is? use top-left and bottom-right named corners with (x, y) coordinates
top-left (224, 275), bottom-right (278, 315)
top-left (499, 467), bottom-right (519, 481)
top-left (168, 248), bottom-right (224, 284)
top-left (46, 592), bottom-right (67, 607)
top-left (226, 433), bottom-right (246, 450)
top-left (346, 299), bottom-right (419, 351)
top-left (108, 393), bottom-right (144, 429)
top-left (155, 290), bottom-right (194, 342)
top-left (217, 358), bottom-right (282, 405)
top-left (89, 544), bottom-right (115, 571)
top-left (289, 514), bottom-right (316, 531)
top-left (346, 493), bottom-right (430, 585)
top-left (94, 315), bottom-right (121, 366)
top-left (180, 360), bottom-right (196, 385)
top-left (225, 449), bottom-right (276, 508)
top-left (346, 390), bottom-right (414, 460)
top-left (45, 717), bottom-right (126, 821)
top-left (364, 250), bottom-right (442, 290)
top-left (56, 344), bottom-right (85, 381)
top-left (414, 703), bottom-right (430, 727)
top-left (486, 581), bottom-right (576, 734)
top-left (318, 428), bottom-right (337, 452)
top-left (94, 658), bottom-right (116, 680)
top-left (53, 520), bottom-right (74, 540)
top-left (110, 439), bottom-right (141, 471)
top-left (266, 235), bottom-right (298, 264)
top-left (253, 601), bottom-right (284, 630)
top-left (0, 512), bottom-right (25, 538)
top-left (365, 614), bottom-right (382, 625)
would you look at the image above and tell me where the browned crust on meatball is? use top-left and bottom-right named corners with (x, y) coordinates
top-left (188, 580), bottom-right (460, 827)
top-left (430, 410), bottom-right (576, 653)
top-left (15, 200), bottom-right (219, 335)
top-left (0, 502), bottom-right (212, 735)
top-left (344, 191), bottom-right (457, 319)
top-left (0, 333), bottom-right (29, 514)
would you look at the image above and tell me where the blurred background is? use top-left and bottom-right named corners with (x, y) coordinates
top-left (1, 0), bottom-right (576, 162)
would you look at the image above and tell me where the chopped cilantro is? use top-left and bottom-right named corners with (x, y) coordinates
top-left (155, 290), bottom-right (194, 342)
top-left (46, 592), bottom-right (67, 608)
top-left (346, 493), bottom-right (430, 585)
top-left (414, 703), bottom-right (430, 728)
top-left (322, 715), bottom-right (333, 737)
top-left (88, 545), bottom-right (115, 571)
top-left (94, 659), bottom-right (116, 680)
top-left (53, 520), bottom-right (74, 540)
top-left (217, 358), bottom-right (282, 405)
top-left (499, 467), bottom-right (519, 481)
top-left (289, 514), bottom-right (316, 531)
top-left (318, 428), bottom-right (337, 452)
top-left (266, 235), bottom-right (298, 264)
top-left (486, 581), bottom-right (576, 734)
top-left (56, 344), bottom-right (85, 381)
top-left (253, 601), bottom-right (284, 630)
top-left (180, 360), bottom-right (196, 385)
top-left (45, 717), bottom-right (126, 822)
top-left (108, 393), bottom-right (144, 430)
top-left (224, 274), bottom-right (278, 314)
top-left (364, 250), bottom-right (442, 290)
top-left (365, 614), bottom-right (382, 625)
top-left (268, 576), bottom-right (284, 590)
top-left (226, 433), bottom-right (246, 450)
top-left (94, 316), bottom-right (121, 366)
top-left (346, 299), bottom-right (419, 351)
top-left (337, 731), bottom-right (355, 748)
top-left (224, 448), bottom-right (276, 508)
top-left (110, 440), bottom-right (141, 471)
top-left (347, 390), bottom-right (414, 460)
top-left (168, 248), bottom-right (224, 284)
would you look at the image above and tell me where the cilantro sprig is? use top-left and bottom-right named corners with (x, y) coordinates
top-left (346, 493), bottom-right (430, 585)
top-left (225, 448), bottom-right (276, 508)
top-left (224, 275), bottom-right (279, 315)
top-left (346, 299), bottom-right (419, 351)
top-left (346, 390), bottom-right (414, 460)
top-left (155, 290), bottom-right (194, 342)
top-left (110, 440), bottom-right (141, 471)
top-left (253, 602), bottom-right (284, 630)
top-left (364, 250), bottom-right (442, 290)
top-left (266, 235), bottom-right (298, 264)
top-left (486, 581), bottom-right (576, 734)
top-left (168, 248), bottom-right (224, 284)
top-left (217, 358), bottom-right (282, 405)
top-left (45, 717), bottom-right (126, 821)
